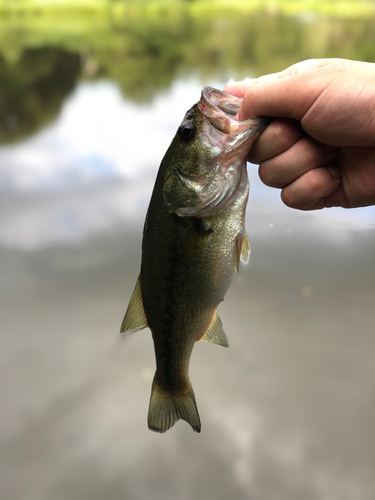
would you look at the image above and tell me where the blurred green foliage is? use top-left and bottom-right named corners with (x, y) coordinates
top-left (1, 0), bottom-right (375, 16)
top-left (0, 48), bottom-right (80, 143)
top-left (1, 5), bottom-right (375, 143)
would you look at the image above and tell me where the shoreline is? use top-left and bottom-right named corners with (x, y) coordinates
top-left (0, 1), bottom-right (375, 20)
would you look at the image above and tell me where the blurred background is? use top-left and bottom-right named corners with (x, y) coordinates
top-left (1, 1), bottom-right (375, 499)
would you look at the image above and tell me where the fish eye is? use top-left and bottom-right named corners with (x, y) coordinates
top-left (178, 122), bottom-right (195, 142)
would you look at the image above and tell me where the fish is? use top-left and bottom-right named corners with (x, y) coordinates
top-left (121, 86), bottom-right (268, 433)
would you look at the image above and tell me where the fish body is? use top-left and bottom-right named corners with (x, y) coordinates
top-left (121, 87), bottom-right (268, 433)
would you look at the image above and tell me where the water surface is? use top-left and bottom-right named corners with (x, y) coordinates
top-left (1, 12), bottom-right (375, 500)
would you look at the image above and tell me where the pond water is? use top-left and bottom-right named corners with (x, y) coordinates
top-left (1, 11), bottom-right (375, 500)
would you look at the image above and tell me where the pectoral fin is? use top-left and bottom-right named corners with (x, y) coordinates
top-left (235, 232), bottom-right (251, 271)
top-left (120, 275), bottom-right (148, 333)
top-left (200, 311), bottom-right (228, 347)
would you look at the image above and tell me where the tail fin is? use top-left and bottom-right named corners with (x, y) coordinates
top-left (147, 378), bottom-right (201, 433)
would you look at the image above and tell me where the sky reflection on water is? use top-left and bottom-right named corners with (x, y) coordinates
top-left (1, 78), bottom-right (374, 251)
top-left (1, 78), bottom-right (375, 500)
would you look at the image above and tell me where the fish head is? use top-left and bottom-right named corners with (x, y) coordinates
top-left (163, 86), bottom-right (269, 216)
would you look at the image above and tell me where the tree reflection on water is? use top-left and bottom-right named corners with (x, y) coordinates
top-left (2, 8), bottom-right (375, 500)
top-left (1, 11), bottom-right (375, 144)
top-left (0, 47), bottom-right (80, 144)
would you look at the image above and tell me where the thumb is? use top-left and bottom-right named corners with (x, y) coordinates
top-left (225, 59), bottom-right (338, 121)
top-left (239, 75), bottom-right (328, 122)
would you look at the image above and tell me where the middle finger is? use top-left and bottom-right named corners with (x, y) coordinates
top-left (258, 136), bottom-right (338, 189)
top-left (248, 118), bottom-right (305, 164)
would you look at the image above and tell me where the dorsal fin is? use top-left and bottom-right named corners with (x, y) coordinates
top-left (200, 311), bottom-right (228, 347)
top-left (235, 232), bottom-right (251, 271)
top-left (120, 275), bottom-right (148, 333)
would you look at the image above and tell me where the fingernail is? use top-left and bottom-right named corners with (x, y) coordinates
top-left (224, 83), bottom-right (246, 97)
top-left (224, 78), bottom-right (257, 90)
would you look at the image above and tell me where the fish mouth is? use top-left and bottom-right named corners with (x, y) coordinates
top-left (198, 86), bottom-right (269, 139)
top-left (164, 87), bottom-right (270, 218)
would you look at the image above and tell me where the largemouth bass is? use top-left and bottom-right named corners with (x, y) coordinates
top-left (121, 87), bottom-right (268, 433)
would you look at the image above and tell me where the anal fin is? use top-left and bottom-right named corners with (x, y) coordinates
top-left (200, 311), bottom-right (228, 347)
top-left (120, 275), bottom-right (148, 333)
top-left (235, 232), bottom-right (251, 271)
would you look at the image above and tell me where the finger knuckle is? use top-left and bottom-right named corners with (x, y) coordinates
top-left (269, 120), bottom-right (288, 150)
top-left (305, 168), bottom-right (322, 193)
top-left (271, 119), bottom-right (301, 151)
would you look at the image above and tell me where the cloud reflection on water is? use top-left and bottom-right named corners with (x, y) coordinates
top-left (0, 79), bottom-right (198, 192)
top-left (1, 79), bottom-right (375, 500)
top-left (0, 79), bottom-right (374, 252)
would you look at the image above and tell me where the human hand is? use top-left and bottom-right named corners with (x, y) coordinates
top-left (225, 59), bottom-right (375, 210)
